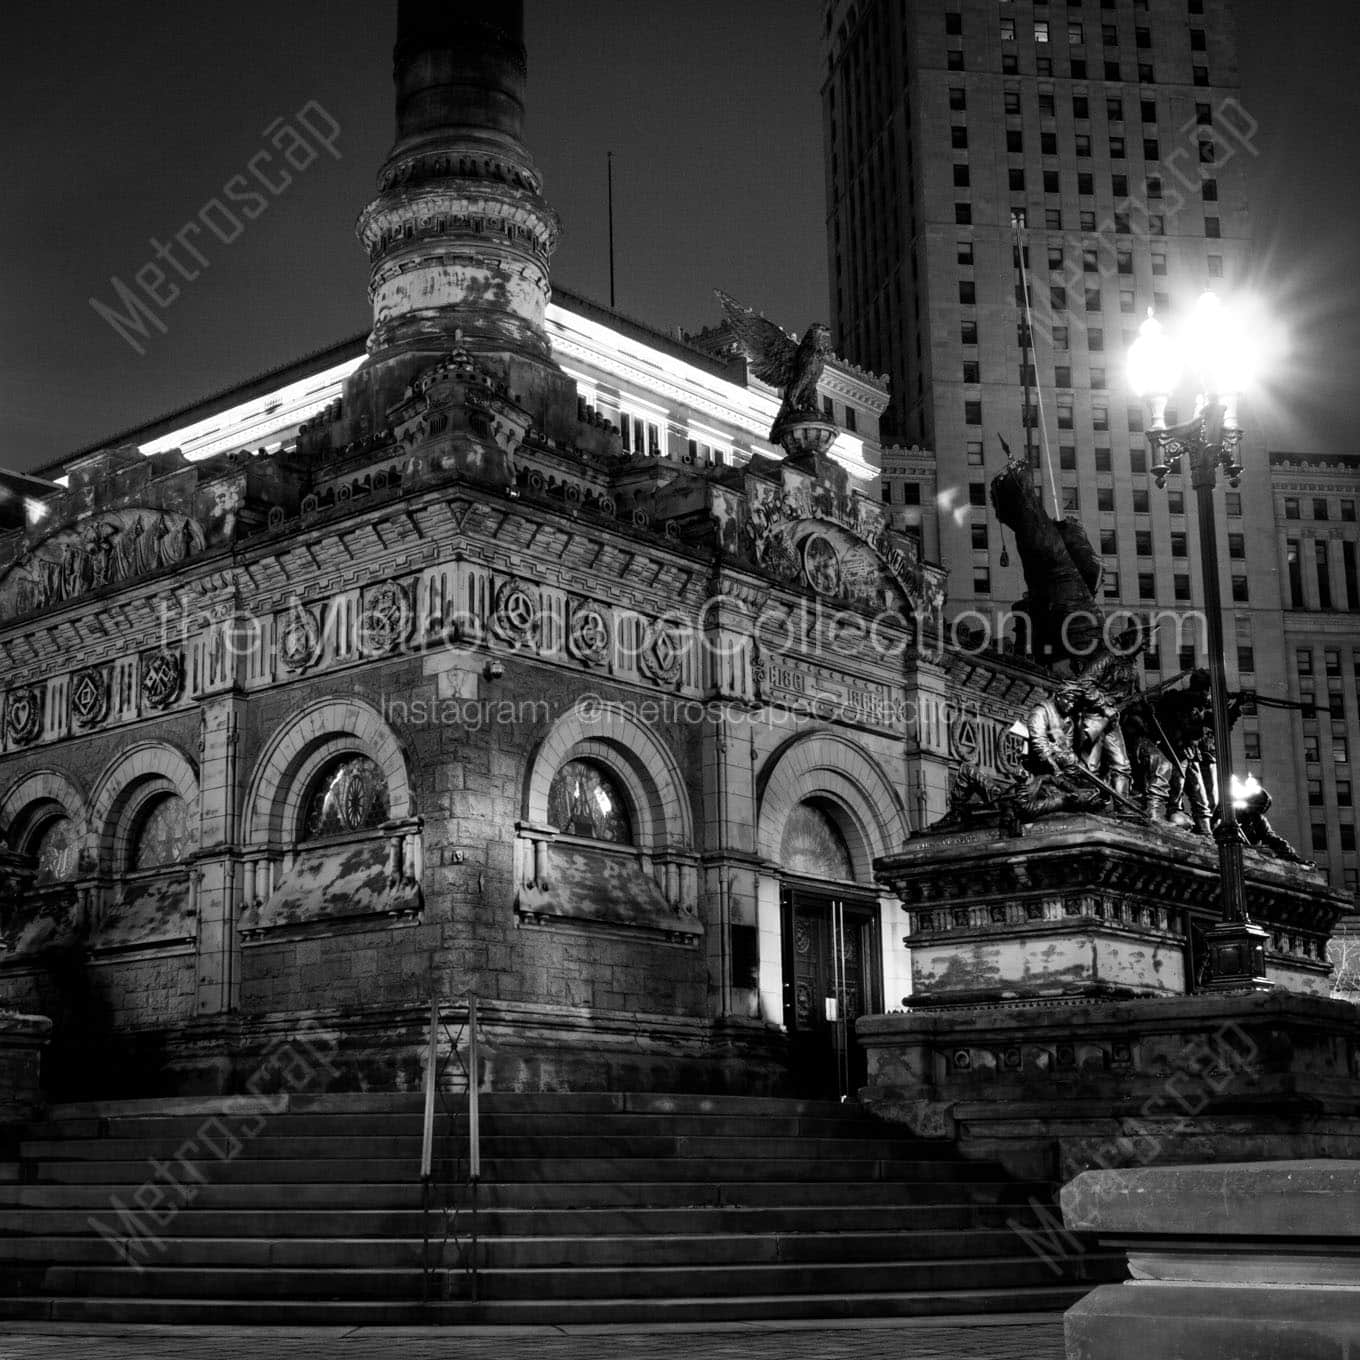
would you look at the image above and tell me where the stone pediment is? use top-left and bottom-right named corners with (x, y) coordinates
top-left (716, 461), bottom-right (947, 621)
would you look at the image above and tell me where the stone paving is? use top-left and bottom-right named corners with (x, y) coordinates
top-left (0, 1317), bottom-right (1063, 1360)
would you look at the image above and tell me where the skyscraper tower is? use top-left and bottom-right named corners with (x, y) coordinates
top-left (823, 0), bottom-right (1299, 844)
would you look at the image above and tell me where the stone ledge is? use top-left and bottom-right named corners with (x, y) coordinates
top-left (1062, 1159), bottom-right (1360, 1239)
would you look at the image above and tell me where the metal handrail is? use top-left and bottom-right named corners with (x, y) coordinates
top-left (419, 991), bottom-right (482, 1305)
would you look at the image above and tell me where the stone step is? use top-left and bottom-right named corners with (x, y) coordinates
top-left (17, 1133), bottom-right (957, 1162)
top-left (0, 1283), bottom-right (1092, 1326)
top-left (41, 1254), bottom-right (1099, 1300)
top-left (25, 1112), bottom-right (898, 1142)
top-left (0, 1178), bottom-right (1044, 1210)
top-left (0, 1201), bottom-right (1037, 1239)
top-left (27, 1156), bottom-right (1010, 1186)
top-left (44, 1093), bottom-right (859, 1121)
top-left (0, 1227), bottom-right (1031, 1269)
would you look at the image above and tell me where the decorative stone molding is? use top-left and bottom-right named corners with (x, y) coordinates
top-left (88, 742), bottom-right (199, 872)
top-left (756, 730), bottom-right (908, 884)
top-left (243, 695), bottom-right (413, 847)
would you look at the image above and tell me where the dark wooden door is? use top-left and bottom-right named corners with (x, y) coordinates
top-left (780, 886), bottom-right (881, 1098)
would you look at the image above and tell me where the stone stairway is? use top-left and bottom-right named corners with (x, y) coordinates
top-left (0, 1092), bottom-right (1116, 1323)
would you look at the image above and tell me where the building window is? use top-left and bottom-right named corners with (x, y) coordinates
top-left (999, 14), bottom-right (1014, 38)
top-left (950, 87), bottom-right (967, 111)
top-left (548, 760), bottom-right (633, 844)
top-left (952, 125), bottom-right (969, 150)
top-left (963, 361), bottom-right (981, 383)
top-left (29, 815), bottom-right (79, 887)
top-left (969, 482), bottom-right (987, 507)
top-left (1318, 541), bottom-right (1333, 609)
top-left (1326, 649), bottom-right (1342, 677)
top-left (1101, 529), bottom-right (1118, 553)
top-left (1297, 647), bottom-right (1314, 678)
top-left (1238, 646), bottom-right (1256, 675)
top-left (1133, 488), bottom-right (1150, 514)
top-left (954, 164), bottom-right (971, 188)
top-left (1243, 731), bottom-right (1262, 763)
top-left (955, 203), bottom-right (972, 225)
top-left (1035, 20), bottom-right (1050, 42)
top-left (1344, 543), bottom-right (1359, 610)
top-left (1287, 540), bottom-right (1304, 607)
top-left (962, 320), bottom-right (978, 345)
top-left (1284, 497), bottom-right (1300, 519)
top-left (1225, 492), bottom-right (1241, 516)
top-left (1228, 532), bottom-right (1245, 559)
top-left (1097, 487), bottom-right (1115, 511)
top-left (965, 401), bottom-right (983, 426)
top-left (1339, 780), bottom-right (1354, 809)
top-left (1208, 254), bottom-right (1224, 278)
top-left (1231, 575), bottom-right (1249, 603)
top-left (972, 524), bottom-right (989, 550)
top-left (302, 757), bottom-right (389, 841)
top-left (959, 280), bottom-right (976, 303)
top-left (1138, 572), bottom-right (1155, 600)
top-left (1308, 778), bottom-right (1325, 807)
top-left (1314, 497), bottom-right (1330, 520)
top-left (903, 483), bottom-right (922, 506)
top-left (1205, 216), bottom-right (1220, 238)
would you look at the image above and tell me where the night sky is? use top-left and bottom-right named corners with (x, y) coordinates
top-left (2, 1), bottom-right (1355, 474)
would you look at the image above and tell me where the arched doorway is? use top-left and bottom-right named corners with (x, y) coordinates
top-left (778, 799), bottom-right (882, 1099)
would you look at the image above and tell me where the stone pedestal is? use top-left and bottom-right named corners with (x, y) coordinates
top-left (875, 814), bottom-right (1348, 1004)
top-left (859, 989), bottom-right (1360, 1182)
top-left (1062, 1161), bottom-right (1360, 1358)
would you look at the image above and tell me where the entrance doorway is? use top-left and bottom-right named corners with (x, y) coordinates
top-left (780, 886), bottom-right (882, 1099)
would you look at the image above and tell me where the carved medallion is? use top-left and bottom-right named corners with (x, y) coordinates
top-left (492, 582), bottom-right (539, 646)
top-left (70, 668), bottom-right (110, 729)
top-left (142, 650), bottom-right (184, 710)
top-left (279, 606), bottom-right (321, 671)
top-left (567, 605), bottom-right (610, 666)
top-left (801, 533), bottom-right (843, 597)
top-left (4, 687), bottom-right (43, 746)
top-left (358, 582), bottom-right (412, 656)
top-left (639, 623), bottom-right (685, 685)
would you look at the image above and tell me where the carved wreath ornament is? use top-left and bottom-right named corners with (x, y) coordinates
top-left (568, 605), bottom-right (610, 666)
top-left (279, 606), bottom-right (321, 671)
top-left (640, 623), bottom-right (686, 686)
top-left (141, 650), bottom-right (184, 710)
top-left (493, 583), bottom-right (539, 647)
top-left (70, 668), bottom-right (110, 729)
top-left (359, 582), bottom-right (412, 656)
top-left (4, 687), bottom-right (43, 746)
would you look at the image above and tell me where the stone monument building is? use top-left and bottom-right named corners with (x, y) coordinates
top-left (0, 0), bottom-right (981, 1102)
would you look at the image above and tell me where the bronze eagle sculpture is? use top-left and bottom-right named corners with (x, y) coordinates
top-left (715, 290), bottom-right (833, 444)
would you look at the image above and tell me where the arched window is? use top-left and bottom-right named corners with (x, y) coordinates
top-left (547, 759), bottom-right (633, 844)
top-left (781, 800), bottom-right (855, 881)
top-left (128, 794), bottom-right (189, 872)
top-left (31, 815), bottom-right (79, 886)
top-left (300, 756), bottom-right (390, 842)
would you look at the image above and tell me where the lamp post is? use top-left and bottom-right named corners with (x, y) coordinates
top-left (1127, 293), bottom-right (1270, 991)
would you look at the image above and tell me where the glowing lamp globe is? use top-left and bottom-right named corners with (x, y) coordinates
top-left (1127, 311), bottom-right (1182, 408)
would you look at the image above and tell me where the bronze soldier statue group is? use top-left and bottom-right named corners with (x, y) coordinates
top-left (947, 448), bottom-right (1313, 867)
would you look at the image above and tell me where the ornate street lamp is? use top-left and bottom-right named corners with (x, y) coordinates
top-left (1127, 292), bottom-right (1270, 991)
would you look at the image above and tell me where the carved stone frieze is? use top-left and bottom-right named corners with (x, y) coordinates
top-left (0, 508), bottom-right (206, 623)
